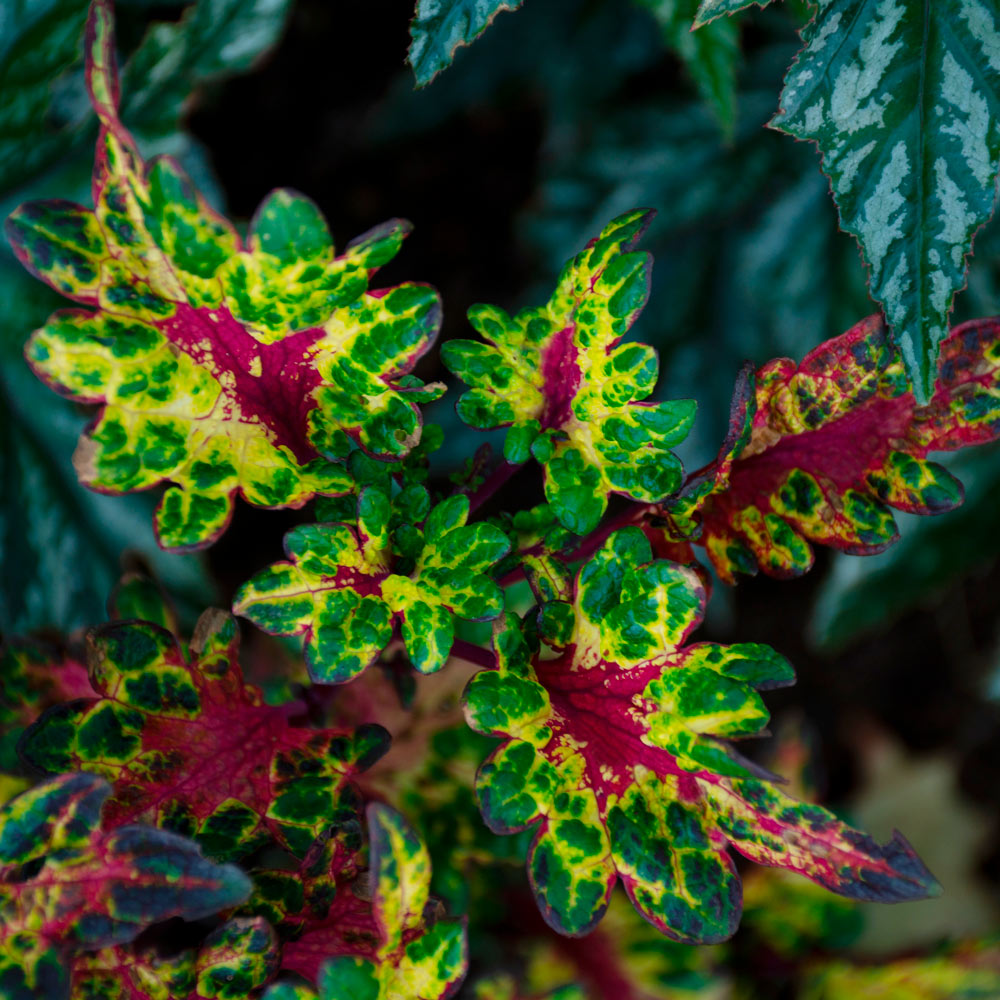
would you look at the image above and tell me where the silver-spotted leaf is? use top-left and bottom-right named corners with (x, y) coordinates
top-left (771, 0), bottom-right (1000, 401)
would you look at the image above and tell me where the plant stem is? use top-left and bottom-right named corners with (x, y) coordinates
top-left (566, 502), bottom-right (654, 563)
top-left (467, 460), bottom-right (520, 515)
top-left (451, 639), bottom-right (496, 669)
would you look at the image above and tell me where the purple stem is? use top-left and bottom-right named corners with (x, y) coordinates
top-left (467, 460), bottom-right (520, 515)
top-left (565, 502), bottom-right (655, 564)
top-left (451, 639), bottom-right (496, 670)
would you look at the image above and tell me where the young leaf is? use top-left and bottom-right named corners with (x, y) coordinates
top-left (18, 610), bottom-right (389, 860)
top-left (664, 314), bottom-right (1000, 581)
top-left (464, 529), bottom-right (938, 942)
top-left (408, 0), bottom-right (524, 87)
top-left (71, 916), bottom-right (281, 1000)
top-left (443, 210), bottom-right (696, 535)
top-left (5, 0), bottom-right (443, 551)
top-left (771, 0), bottom-right (1000, 401)
top-left (263, 805), bottom-right (468, 998)
top-left (636, 0), bottom-right (740, 136)
top-left (0, 773), bottom-right (252, 1000)
top-left (234, 493), bottom-right (510, 683)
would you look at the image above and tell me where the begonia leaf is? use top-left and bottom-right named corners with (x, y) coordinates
top-left (5, 0), bottom-right (443, 551)
top-left (262, 805), bottom-right (467, 998)
top-left (408, 1), bottom-right (524, 87)
top-left (464, 529), bottom-right (938, 942)
top-left (70, 916), bottom-right (280, 999)
top-left (694, 0), bottom-right (777, 26)
top-left (18, 609), bottom-right (389, 860)
top-left (0, 773), bottom-right (251, 1000)
top-left (442, 210), bottom-right (697, 535)
top-left (770, 0), bottom-right (1000, 401)
top-left (234, 493), bottom-right (510, 683)
top-left (637, 0), bottom-right (740, 137)
top-left (662, 315), bottom-right (1000, 581)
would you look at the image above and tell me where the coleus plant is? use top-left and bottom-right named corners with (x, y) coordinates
top-left (5, 0), bottom-right (1000, 997)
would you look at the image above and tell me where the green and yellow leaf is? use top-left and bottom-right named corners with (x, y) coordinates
top-left (5, 0), bottom-right (443, 551)
top-left (443, 211), bottom-right (696, 535)
top-left (464, 529), bottom-right (938, 942)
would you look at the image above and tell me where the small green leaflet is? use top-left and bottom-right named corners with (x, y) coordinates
top-left (637, 0), bottom-right (740, 136)
top-left (772, 0), bottom-right (1000, 402)
top-left (694, 0), bottom-right (778, 26)
top-left (409, 0), bottom-right (524, 87)
top-left (234, 492), bottom-right (510, 682)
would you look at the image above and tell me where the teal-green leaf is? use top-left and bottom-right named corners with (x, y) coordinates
top-left (771, 0), bottom-right (1000, 401)
top-left (637, 0), bottom-right (740, 136)
top-left (408, 0), bottom-right (525, 87)
top-left (694, 0), bottom-right (777, 27)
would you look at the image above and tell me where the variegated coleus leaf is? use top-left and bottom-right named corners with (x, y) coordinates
top-left (234, 493), bottom-right (510, 682)
top-left (442, 210), bottom-right (697, 535)
top-left (242, 822), bottom-right (376, 982)
top-left (18, 610), bottom-right (389, 860)
top-left (0, 773), bottom-right (251, 1000)
top-left (771, 0), bottom-right (1000, 402)
top-left (262, 805), bottom-right (467, 999)
top-left (464, 529), bottom-right (938, 942)
top-left (408, 0), bottom-right (524, 86)
top-left (4, 0), bottom-right (443, 552)
top-left (660, 315), bottom-right (1000, 582)
top-left (70, 917), bottom-right (280, 1000)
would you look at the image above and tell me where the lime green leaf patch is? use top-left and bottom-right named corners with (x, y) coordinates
top-left (464, 529), bottom-right (938, 941)
top-left (408, 0), bottom-right (524, 86)
top-left (443, 210), bottom-right (696, 535)
top-left (234, 493), bottom-right (510, 683)
top-left (18, 610), bottom-right (389, 860)
top-left (0, 773), bottom-right (251, 1000)
top-left (771, 0), bottom-right (1000, 401)
top-left (5, 0), bottom-right (443, 551)
top-left (662, 315), bottom-right (1000, 581)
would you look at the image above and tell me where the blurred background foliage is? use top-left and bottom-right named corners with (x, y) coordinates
top-left (3, 0), bottom-right (1000, 994)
